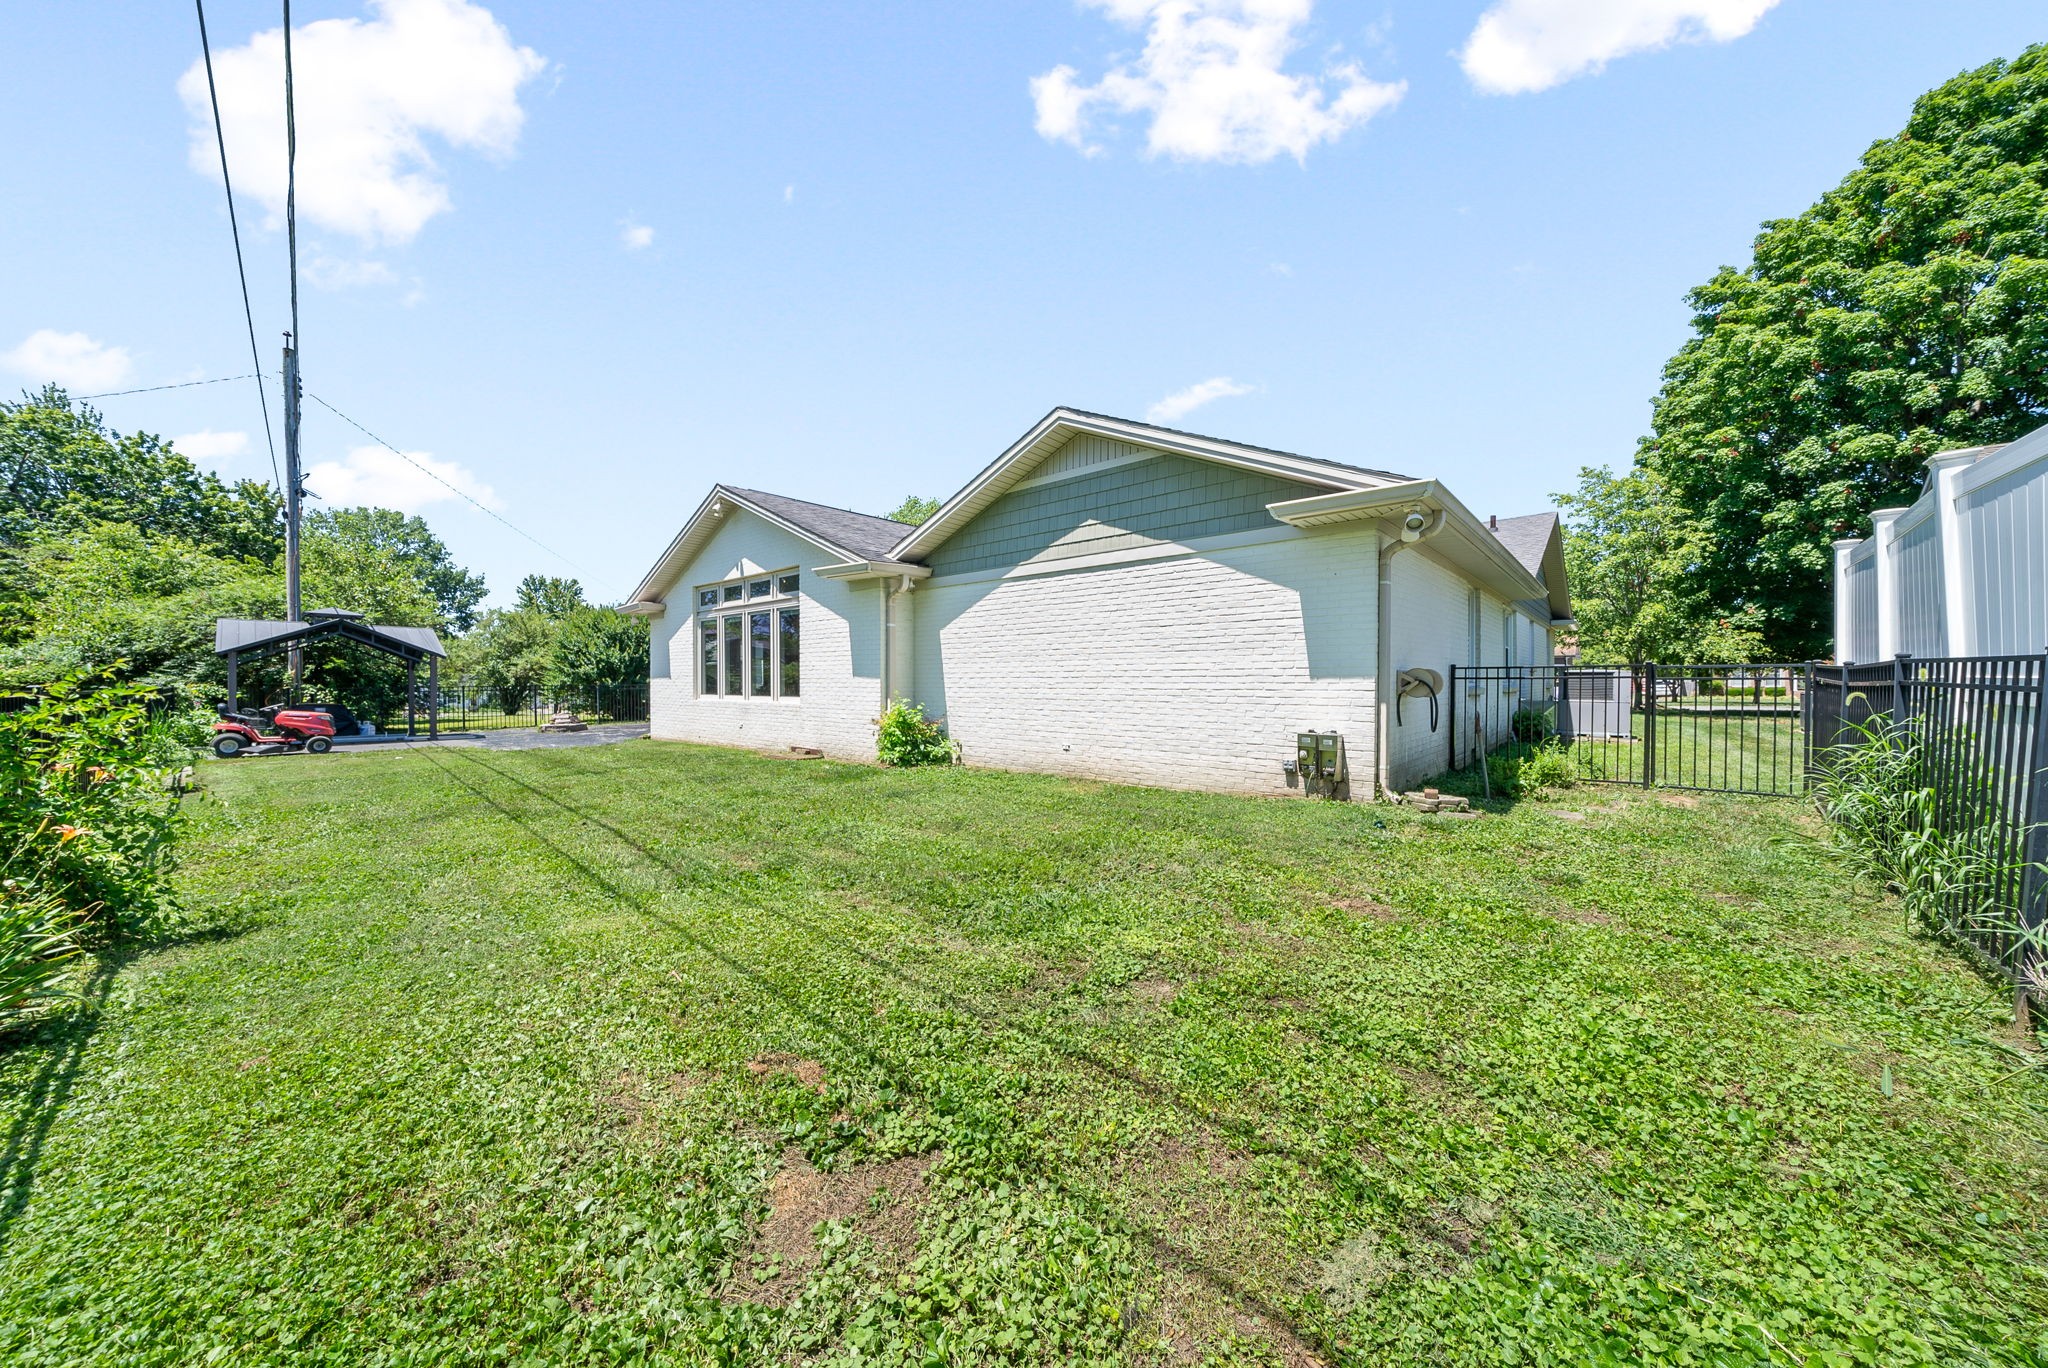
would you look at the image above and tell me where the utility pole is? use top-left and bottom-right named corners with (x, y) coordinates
top-left (283, 332), bottom-right (304, 697)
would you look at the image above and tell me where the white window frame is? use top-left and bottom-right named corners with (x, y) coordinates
top-left (693, 568), bottom-right (801, 700)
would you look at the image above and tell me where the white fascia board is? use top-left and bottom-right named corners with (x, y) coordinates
top-left (1270, 479), bottom-right (1550, 603)
top-left (889, 408), bottom-right (1396, 563)
top-left (619, 600), bottom-right (665, 617)
top-left (629, 486), bottom-right (862, 604)
top-left (812, 560), bottom-right (933, 582)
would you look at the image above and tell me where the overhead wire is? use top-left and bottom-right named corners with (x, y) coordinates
top-left (78, 373), bottom-right (261, 401)
top-left (301, 388), bottom-right (585, 572)
top-left (191, 0), bottom-right (282, 492)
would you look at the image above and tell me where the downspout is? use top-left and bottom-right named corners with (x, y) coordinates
top-left (1376, 509), bottom-right (1447, 800)
top-left (879, 574), bottom-right (915, 715)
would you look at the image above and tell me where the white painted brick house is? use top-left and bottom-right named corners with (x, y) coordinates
top-left (625, 408), bottom-right (1572, 799)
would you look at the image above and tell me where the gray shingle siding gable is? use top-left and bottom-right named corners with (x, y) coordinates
top-left (924, 451), bottom-right (1334, 578)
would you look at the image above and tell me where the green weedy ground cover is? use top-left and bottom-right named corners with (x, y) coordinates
top-left (1, 740), bottom-right (2043, 1365)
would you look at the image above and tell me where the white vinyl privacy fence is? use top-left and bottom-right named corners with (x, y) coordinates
top-left (1833, 422), bottom-right (2048, 662)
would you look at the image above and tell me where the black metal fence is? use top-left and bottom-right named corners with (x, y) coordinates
top-left (1446, 664), bottom-right (1810, 797)
top-left (360, 678), bottom-right (649, 736)
top-left (1809, 655), bottom-right (2048, 975)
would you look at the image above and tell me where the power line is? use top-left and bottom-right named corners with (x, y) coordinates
top-left (192, 0), bottom-right (281, 492)
top-left (77, 373), bottom-right (261, 401)
top-left (301, 388), bottom-right (585, 572)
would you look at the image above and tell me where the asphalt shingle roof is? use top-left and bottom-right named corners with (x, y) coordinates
top-left (1488, 512), bottom-right (1558, 580)
top-left (1057, 407), bottom-right (1413, 484)
top-left (721, 487), bottom-right (916, 561)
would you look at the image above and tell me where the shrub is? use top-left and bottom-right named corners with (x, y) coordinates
top-left (0, 669), bottom-right (188, 939)
top-left (0, 879), bottom-right (82, 1026)
top-left (1509, 706), bottom-right (1555, 743)
top-left (1519, 746), bottom-right (1579, 796)
top-left (876, 699), bottom-right (957, 768)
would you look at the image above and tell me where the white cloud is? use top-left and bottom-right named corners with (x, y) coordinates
top-left (783, 184), bottom-right (795, 204)
top-left (2, 330), bottom-right (135, 391)
top-left (1267, 261), bottom-right (1293, 276)
top-left (1146, 376), bottom-right (1255, 424)
top-left (172, 429), bottom-right (252, 469)
top-left (1032, 0), bottom-right (1405, 163)
top-left (304, 444), bottom-right (501, 514)
top-left (177, 0), bottom-right (546, 245)
top-left (1460, 0), bottom-right (1781, 95)
top-left (620, 220), bottom-right (655, 250)
top-left (305, 255), bottom-right (398, 289)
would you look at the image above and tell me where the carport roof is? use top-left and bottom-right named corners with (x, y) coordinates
top-left (214, 618), bottom-right (447, 659)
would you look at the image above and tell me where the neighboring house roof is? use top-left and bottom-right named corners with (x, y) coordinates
top-left (213, 617), bottom-right (447, 659)
top-left (721, 487), bottom-right (914, 562)
top-left (626, 484), bottom-right (917, 608)
top-left (1487, 511), bottom-right (1572, 622)
top-left (891, 407), bottom-right (1412, 563)
top-left (1489, 512), bottom-right (1556, 579)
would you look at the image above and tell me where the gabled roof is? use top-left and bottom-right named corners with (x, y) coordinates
top-left (1487, 512), bottom-right (1571, 621)
top-left (626, 484), bottom-right (916, 608)
top-left (889, 407), bottom-right (1412, 563)
top-left (721, 488), bottom-right (913, 562)
top-left (214, 618), bottom-right (447, 659)
top-left (1489, 512), bottom-right (1556, 578)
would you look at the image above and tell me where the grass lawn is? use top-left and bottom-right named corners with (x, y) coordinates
top-left (2, 741), bottom-right (2045, 1366)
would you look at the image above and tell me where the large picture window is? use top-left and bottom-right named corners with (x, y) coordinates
top-left (694, 569), bottom-right (801, 700)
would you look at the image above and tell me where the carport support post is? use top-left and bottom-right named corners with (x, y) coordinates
top-left (406, 659), bottom-right (417, 737)
top-left (225, 650), bottom-right (238, 714)
top-left (428, 656), bottom-right (438, 740)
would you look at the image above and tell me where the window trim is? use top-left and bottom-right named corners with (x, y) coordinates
top-left (694, 568), bottom-right (801, 700)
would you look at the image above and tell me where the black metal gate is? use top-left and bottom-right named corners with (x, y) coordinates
top-left (1445, 664), bottom-right (1810, 797)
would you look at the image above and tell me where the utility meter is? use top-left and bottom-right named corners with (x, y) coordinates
top-left (1317, 732), bottom-right (1345, 783)
top-left (1294, 732), bottom-right (1345, 792)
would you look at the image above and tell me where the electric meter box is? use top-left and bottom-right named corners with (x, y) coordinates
top-left (1295, 731), bottom-right (1345, 783)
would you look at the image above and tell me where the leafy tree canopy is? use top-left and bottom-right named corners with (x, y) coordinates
top-left (885, 495), bottom-right (942, 526)
top-left (304, 505), bottom-right (486, 630)
top-left (514, 574), bottom-right (585, 619)
top-left (1638, 43), bottom-right (2048, 659)
top-left (544, 606), bottom-right (648, 698)
top-left (1, 386), bottom-right (281, 562)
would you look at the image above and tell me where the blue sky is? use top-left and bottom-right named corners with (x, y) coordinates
top-left (4, 1), bottom-right (2043, 609)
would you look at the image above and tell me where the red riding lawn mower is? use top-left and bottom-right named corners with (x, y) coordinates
top-left (213, 703), bottom-right (339, 758)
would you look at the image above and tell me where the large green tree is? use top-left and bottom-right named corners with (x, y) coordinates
top-left (1640, 43), bottom-right (2048, 659)
top-left (1, 386), bottom-right (282, 561)
top-left (304, 506), bottom-right (486, 630)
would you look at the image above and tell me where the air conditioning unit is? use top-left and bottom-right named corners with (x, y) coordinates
top-left (1559, 669), bottom-right (1634, 740)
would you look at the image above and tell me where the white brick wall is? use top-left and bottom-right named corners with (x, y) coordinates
top-left (1382, 546), bottom-right (1542, 790)
top-left (647, 511), bottom-right (883, 762)
top-left (909, 526), bottom-right (1379, 797)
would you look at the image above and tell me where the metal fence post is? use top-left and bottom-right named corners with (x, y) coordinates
top-left (1641, 662), bottom-right (1658, 788)
top-left (2019, 653), bottom-right (2048, 1025)
top-left (1447, 665), bottom-right (1459, 773)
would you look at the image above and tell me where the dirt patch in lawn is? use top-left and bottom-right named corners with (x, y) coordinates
top-left (603, 1068), bottom-right (705, 1138)
top-left (1130, 977), bottom-right (1181, 1007)
top-left (725, 1147), bottom-right (935, 1306)
top-left (1332, 896), bottom-right (1399, 923)
top-left (747, 1053), bottom-right (827, 1094)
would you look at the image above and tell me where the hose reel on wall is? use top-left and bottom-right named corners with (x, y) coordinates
top-left (1396, 667), bottom-right (1443, 732)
